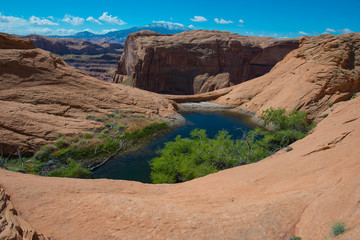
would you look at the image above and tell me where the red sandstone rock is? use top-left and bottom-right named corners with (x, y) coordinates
top-left (114, 30), bottom-right (299, 94)
top-left (0, 33), bottom-right (35, 49)
top-left (0, 32), bottom-right (177, 156)
top-left (214, 33), bottom-right (360, 119)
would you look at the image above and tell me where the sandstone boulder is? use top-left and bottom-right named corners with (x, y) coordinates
top-left (114, 30), bottom-right (299, 94)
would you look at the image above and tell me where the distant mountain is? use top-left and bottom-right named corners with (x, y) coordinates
top-left (53, 22), bottom-right (194, 43)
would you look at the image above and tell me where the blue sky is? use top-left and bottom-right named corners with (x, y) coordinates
top-left (1, 0), bottom-right (359, 38)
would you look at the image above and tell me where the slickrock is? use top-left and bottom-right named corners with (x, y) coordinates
top-left (0, 94), bottom-right (359, 239)
top-left (0, 187), bottom-right (48, 240)
top-left (214, 33), bottom-right (360, 119)
top-left (0, 33), bottom-right (177, 156)
top-left (114, 30), bottom-right (299, 94)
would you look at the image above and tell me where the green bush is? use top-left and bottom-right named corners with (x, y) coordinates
top-left (82, 132), bottom-right (94, 139)
top-left (126, 121), bottom-right (168, 140)
top-left (55, 137), bottom-right (69, 148)
top-left (150, 109), bottom-right (313, 183)
top-left (48, 158), bottom-right (92, 178)
top-left (331, 222), bottom-right (346, 236)
top-left (260, 108), bottom-right (313, 132)
top-left (289, 236), bottom-right (301, 240)
top-left (34, 144), bottom-right (57, 161)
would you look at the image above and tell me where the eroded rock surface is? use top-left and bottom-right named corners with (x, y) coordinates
top-left (0, 33), bottom-right (177, 156)
top-left (114, 30), bottom-right (299, 94)
top-left (0, 95), bottom-right (360, 239)
top-left (213, 33), bottom-right (360, 119)
top-left (0, 187), bottom-right (48, 240)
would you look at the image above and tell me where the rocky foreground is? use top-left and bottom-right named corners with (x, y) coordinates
top-left (0, 32), bottom-right (360, 239)
top-left (114, 30), bottom-right (299, 94)
top-left (1, 95), bottom-right (360, 239)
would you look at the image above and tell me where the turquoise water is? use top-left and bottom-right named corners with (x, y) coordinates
top-left (92, 111), bottom-right (256, 183)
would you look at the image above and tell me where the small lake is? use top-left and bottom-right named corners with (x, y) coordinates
top-left (92, 111), bottom-right (257, 183)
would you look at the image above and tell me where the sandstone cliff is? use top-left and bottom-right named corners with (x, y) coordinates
top-left (114, 30), bottom-right (299, 94)
top-left (213, 33), bottom-right (360, 119)
top-left (0, 33), bottom-right (177, 156)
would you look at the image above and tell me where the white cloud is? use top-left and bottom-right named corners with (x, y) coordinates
top-left (325, 28), bottom-right (336, 33)
top-left (29, 27), bottom-right (78, 36)
top-left (0, 13), bottom-right (28, 30)
top-left (99, 12), bottom-right (126, 25)
top-left (83, 28), bottom-right (118, 34)
top-left (48, 16), bottom-right (54, 20)
top-left (214, 18), bottom-right (233, 24)
top-left (190, 16), bottom-right (207, 22)
top-left (339, 28), bottom-right (353, 34)
top-left (245, 31), bottom-right (254, 36)
top-left (298, 31), bottom-right (309, 35)
top-left (62, 15), bottom-right (84, 26)
top-left (151, 20), bottom-right (189, 30)
top-left (239, 19), bottom-right (244, 23)
top-left (188, 25), bottom-right (196, 29)
top-left (30, 16), bottom-right (58, 26)
top-left (86, 16), bottom-right (102, 24)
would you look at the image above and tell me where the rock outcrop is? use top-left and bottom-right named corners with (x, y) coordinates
top-left (1, 94), bottom-right (360, 239)
top-left (0, 33), bottom-right (35, 49)
top-left (114, 30), bottom-right (299, 94)
top-left (26, 34), bottom-right (123, 55)
top-left (0, 33), bottom-right (177, 156)
top-left (0, 187), bottom-right (48, 240)
top-left (213, 33), bottom-right (360, 119)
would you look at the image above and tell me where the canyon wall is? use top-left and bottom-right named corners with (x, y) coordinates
top-left (26, 34), bottom-right (123, 55)
top-left (213, 33), bottom-right (360, 119)
top-left (114, 30), bottom-right (299, 94)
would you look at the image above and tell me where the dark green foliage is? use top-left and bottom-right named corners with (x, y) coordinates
top-left (260, 108), bottom-right (313, 132)
top-left (331, 222), bottom-right (346, 236)
top-left (150, 108), bottom-right (313, 183)
top-left (48, 158), bottom-right (92, 178)
top-left (289, 236), bottom-right (301, 240)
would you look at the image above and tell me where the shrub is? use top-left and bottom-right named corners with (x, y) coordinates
top-left (150, 129), bottom-right (268, 184)
top-left (126, 121), bottom-right (168, 140)
top-left (55, 137), bottom-right (69, 148)
top-left (48, 158), bottom-right (92, 178)
top-left (150, 109), bottom-right (313, 183)
top-left (289, 236), bottom-right (301, 240)
top-left (117, 124), bottom-right (125, 131)
top-left (34, 144), bottom-right (57, 161)
top-left (331, 222), bottom-right (346, 236)
top-left (82, 132), bottom-right (94, 139)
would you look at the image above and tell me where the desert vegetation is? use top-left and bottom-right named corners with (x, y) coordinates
top-left (150, 108), bottom-right (314, 183)
top-left (1, 110), bottom-right (169, 178)
top-left (331, 222), bottom-right (346, 236)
